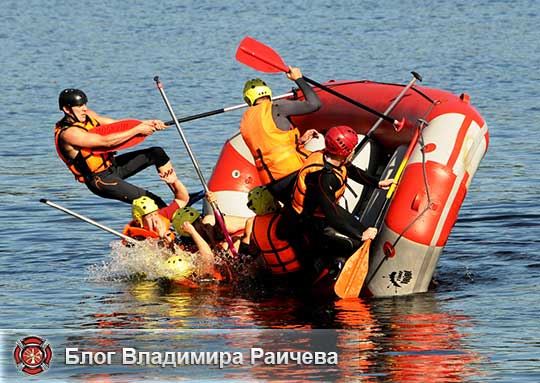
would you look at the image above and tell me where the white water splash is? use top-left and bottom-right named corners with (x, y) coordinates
top-left (87, 240), bottom-right (200, 282)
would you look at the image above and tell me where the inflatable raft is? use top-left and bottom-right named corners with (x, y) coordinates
top-left (206, 78), bottom-right (488, 297)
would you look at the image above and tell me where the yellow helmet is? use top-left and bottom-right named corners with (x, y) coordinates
top-left (247, 186), bottom-right (279, 215)
top-left (163, 255), bottom-right (194, 280)
top-left (172, 207), bottom-right (201, 236)
top-left (132, 196), bottom-right (159, 226)
top-left (243, 78), bottom-right (272, 106)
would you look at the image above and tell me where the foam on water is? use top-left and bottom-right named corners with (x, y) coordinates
top-left (87, 240), bottom-right (202, 282)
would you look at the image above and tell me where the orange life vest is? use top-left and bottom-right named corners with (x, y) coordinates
top-left (54, 115), bottom-right (113, 182)
top-left (240, 101), bottom-right (311, 184)
top-left (122, 216), bottom-right (175, 243)
top-left (291, 151), bottom-right (348, 216)
top-left (251, 213), bottom-right (300, 274)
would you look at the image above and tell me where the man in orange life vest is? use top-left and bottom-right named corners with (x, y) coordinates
top-left (55, 88), bottom-right (178, 208)
top-left (276, 125), bottom-right (396, 273)
top-left (240, 67), bottom-right (322, 203)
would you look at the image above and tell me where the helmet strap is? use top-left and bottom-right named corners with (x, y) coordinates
top-left (64, 107), bottom-right (82, 124)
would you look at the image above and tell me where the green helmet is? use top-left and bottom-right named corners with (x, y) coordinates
top-left (132, 196), bottom-right (159, 226)
top-left (163, 255), bottom-right (194, 279)
top-left (243, 78), bottom-right (272, 106)
top-left (247, 186), bottom-right (279, 215)
top-left (172, 207), bottom-right (201, 236)
top-left (59, 88), bottom-right (88, 110)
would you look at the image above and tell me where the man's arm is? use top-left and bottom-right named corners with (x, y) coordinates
top-left (347, 164), bottom-right (379, 188)
top-left (169, 179), bottom-right (189, 209)
top-left (182, 222), bottom-right (216, 275)
top-left (348, 164), bottom-right (396, 189)
top-left (272, 67), bottom-right (322, 131)
top-left (310, 171), bottom-right (366, 241)
top-left (61, 122), bottom-right (155, 149)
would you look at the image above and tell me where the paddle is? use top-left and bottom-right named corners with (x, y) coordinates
top-left (334, 239), bottom-right (371, 299)
top-left (385, 123), bottom-right (421, 198)
top-left (334, 123), bottom-right (424, 298)
top-left (236, 36), bottom-right (405, 130)
top-left (153, 76), bottom-right (239, 259)
top-left (90, 119), bottom-right (147, 154)
top-left (41, 193), bottom-right (204, 243)
top-left (40, 199), bottom-right (137, 244)
top-left (353, 71), bottom-right (422, 158)
top-left (163, 92), bottom-right (294, 126)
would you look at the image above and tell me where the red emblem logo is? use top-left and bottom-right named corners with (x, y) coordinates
top-left (13, 336), bottom-right (53, 375)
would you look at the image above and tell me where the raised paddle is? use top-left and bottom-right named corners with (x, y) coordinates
top-left (236, 36), bottom-right (405, 130)
top-left (163, 92), bottom-right (294, 126)
top-left (153, 76), bottom-right (239, 259)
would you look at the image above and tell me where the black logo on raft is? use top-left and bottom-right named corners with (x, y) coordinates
top-left (386, 270), bottom-right (413, 289)
top-left (13, 336), bottom-right (53, 375)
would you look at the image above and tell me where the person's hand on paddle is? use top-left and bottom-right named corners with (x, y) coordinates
top-left (141, 119), bottom-right (166, 131)
top-left (205, 191), bottom-right (217, 205)
top-left (136, 121), bottom-right (158, 136)
top-left (286, 66), bottom-right (303, 81)
top-left (298, 129), bottom-right (319, 145)
top-left (151, 119), bottom-right (167, 131)
top-left (361, 227), bottom-right (378, 241)
top-left (378, 178), bottom-right (397, 190)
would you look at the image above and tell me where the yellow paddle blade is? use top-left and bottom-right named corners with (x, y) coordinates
top-left (334, 239), bottom-right (371, 299)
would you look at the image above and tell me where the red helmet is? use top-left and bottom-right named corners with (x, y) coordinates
top-left (324, 125), bottom-right (358, 157)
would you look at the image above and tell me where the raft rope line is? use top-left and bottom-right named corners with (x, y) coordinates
top-left (388, 101), bottom-right (438, 248)
top-left (366, 100), bottom-right (439, 285)
top-left (390, 120), bottom-right (431, 247)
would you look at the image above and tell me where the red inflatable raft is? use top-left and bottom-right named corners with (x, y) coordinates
top-left (207, 78), bottom-right (488, 297)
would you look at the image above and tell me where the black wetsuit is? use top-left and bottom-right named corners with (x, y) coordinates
top-left (277, 160), bottom-right (379, 262)
top-left (84, 147), bottom-right (170, 208)
top-left (56, 115), bottom-right (170, 207)
top-left (265, 78), bottom-right (322, 202)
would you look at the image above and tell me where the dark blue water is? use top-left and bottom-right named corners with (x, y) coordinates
top-left (1, 0), bottom-right (539, 382)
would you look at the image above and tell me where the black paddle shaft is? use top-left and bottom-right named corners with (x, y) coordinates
top-left (303, 76), bottom-right (402, 126)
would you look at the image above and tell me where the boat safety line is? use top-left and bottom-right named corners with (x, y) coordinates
top-left (386, 103), bottom-right (438, 249)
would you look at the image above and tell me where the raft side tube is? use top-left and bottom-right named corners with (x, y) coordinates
top-left (366, 111), bottom-right (488, 296)
top-left (206, 132), bottom-right (261, 216)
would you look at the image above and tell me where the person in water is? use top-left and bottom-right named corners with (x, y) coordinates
top-left (240, 67), bottom-right (322, 203)
top-left (55, 88), bottom-right (179, 208)
top-left (276, 125), bottom-right (396, 276)
top-left (125, 189), bottom-right (246, 279)
top-left (171, 192), bottom-right (249, 255)
top-left (123, 172), bottom-right (190, 245)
